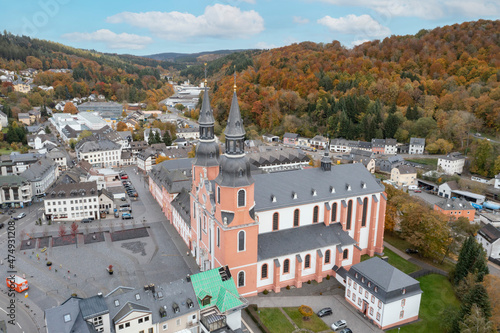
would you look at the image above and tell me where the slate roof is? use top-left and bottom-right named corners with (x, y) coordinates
top-left (190, 266), bottom-right (245, 313)
top-left (246, 148), bottom-right (308, 168)
top-left (440, 152), bottom-right (465, 161)
top-left (171, 188), bottom-right (191, 226)
top-left (150, 158), bottom-right (193, 194)
top-left (76, 138), bottom-right (121, 153)
top-left (347, 257), bottom-right (422, 303)
top-left (224, 91), bottom-right (245, 138)
top-left (79, 295), bottom-right (109, 320)
top-left (199, 86), bottom-right (215, 125)
top-left (105, 278), bottom-right (199, 326)
top-left (258, 222), bottom-right (356, 261)
top-left (435, 197), bottom-right (473, 211)
top-left (394, 165), bottom-right (416, 174)
top-left (253, 163), bottom-right (384, 211)
top-left (44, 297), bottom-right (96, 333)
top-left (0, 175), bottom-right (30, 187)
top-left (47, 181), bottom-right (98, 199)
top-left (283, 132), bottom-right (299, 139)
top-left (478, 224), bottom-right (500, 243)
top-left (20, 156), bottom-right (56, 181)
top-left (410, 137), bottom-right (425, 146)
top-left (388, 155), bottom-right (404, 164)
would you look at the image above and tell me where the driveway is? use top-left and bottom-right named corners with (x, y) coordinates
top-left (247, 295), bottom-right (383, 333)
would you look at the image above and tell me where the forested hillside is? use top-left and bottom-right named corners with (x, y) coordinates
top-left (0, 32), bottom-right (177, 109)
top-left (184, 20), bottom-right (499, 164)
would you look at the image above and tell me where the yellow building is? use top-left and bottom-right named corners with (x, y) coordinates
top-left (390, 165), bottom-right (417, 187)
top-left (13, 83), bottom-right (31, 94)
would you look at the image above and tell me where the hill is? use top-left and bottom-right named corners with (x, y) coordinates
top-left (144, 49), bottom-right (252, 63)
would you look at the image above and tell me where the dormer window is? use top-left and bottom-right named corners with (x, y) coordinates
top-left (346, 184), bottom-right (351, 191)
top-left (271, 195), bottom-right (277, 203)
top-left (330, 186), bottom-right (335, 193)
top-left (361, 181), bottom-right (366, 189)
top-left (402, 288), bottom-right (406, 294)
top-left (292, 192), bottom-right (297, 199)
top-left (63, 314), bottom-right (71, 322)
top-left (114, 300), bottom-right (119, 307)
top-left (312, 189), bottom-right (317, 196)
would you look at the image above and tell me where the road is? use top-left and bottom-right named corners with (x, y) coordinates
top-left (0, 290), bottom-right (40, 333)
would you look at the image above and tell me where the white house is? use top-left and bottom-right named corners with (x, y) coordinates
top-left (409, 138), bottom-right (425, 155)
top-left (76, 138), bottom-right (122, 168)
top-left (20, 156), bottom-right (59, 197)
top-left (170, 189), bottom-right (192, 247)
top-left (494, 174), bottom-right (500, 189)
top-left (0, 111), bottom-right (8, 127)
top-left (476, 224), bottom-right (500, 259)
top-left (438, 152), bottom-right (465, 175)
top-left (344, 257), bottom-right (422, 330)
top-left (44, 181), bottom-right (100, 222)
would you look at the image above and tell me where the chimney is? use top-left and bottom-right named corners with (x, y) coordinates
top-left (381, 256), bottom-right (389, 263)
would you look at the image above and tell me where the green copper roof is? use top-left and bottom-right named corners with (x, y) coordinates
top-left (190, 267), bottom-right (244, 313)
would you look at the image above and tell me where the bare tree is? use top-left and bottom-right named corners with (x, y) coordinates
top-left (58, 225), bottom-right (67, 238)
top-left (70, 222), bottom-right (79, 237)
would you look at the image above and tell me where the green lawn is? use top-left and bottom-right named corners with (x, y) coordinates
top-left (405, 158), bottom-right (438, 167)
top-left (283, 307), bottom-right (329, 332)
top-left (384, 232), bottom-right (455, 273)
top-left (389, 274), bottom-right (460, 333)
top-left (258, 308), bottom-right (296, 333)
top-left (0, 148), bottom-right (14, 155)
top-left (361, 247), bottom-right (419, 274)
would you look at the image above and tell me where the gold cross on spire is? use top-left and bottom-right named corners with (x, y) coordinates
top-left (233, 65), bottom-right (237, 92)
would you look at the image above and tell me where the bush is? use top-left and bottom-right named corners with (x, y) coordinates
top-left (286, 285), bottom-right (290, 290)
top-left (326, 274), bottom-right (330, 280)
top-left (307, 280), bottom-right (311, 284)
top-left (263, 289), bottom-right (269, 295)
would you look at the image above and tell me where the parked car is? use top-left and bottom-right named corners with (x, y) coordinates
top-left (339, 329), bottom-right (352, 333)
top-left (122, 213), bottom-right (133, 220)
top-left (114, 211), bottom-right (119, 218)
top-left (406, 248), bottom-right (419, 254)
top-left (331, 320), bottom-right (347, 331)
top-left (14, 212), bottom-right (26, 220)
top-left (317, 307), bottom-right (332, 317)
top-left (120, 175), bottom-right (128, 179)
top-left (81, 218), bottom-right (92, 223)
top-left (121, 197), bottom-right (127, 201)
top-left (414, 189), bottom-right (422, 193)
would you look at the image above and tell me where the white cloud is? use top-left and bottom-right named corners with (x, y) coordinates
top-left (62, 29), bottom-right (152, 49)
top-left (351, 39), bottom-right (370, 47)
top-left (107, 4), bottom-right (264, 40)
top-left (293, 16), bottom-right (309, 24)
top-left (318, 14), bottom-right (390, 38)
top-left (316, 0), bottom-right (499, 19)
top-left (255, 41), bottom-right (277, 49)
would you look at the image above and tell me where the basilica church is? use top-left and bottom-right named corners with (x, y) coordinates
top-left (150, 79), bottom-right (387, 297)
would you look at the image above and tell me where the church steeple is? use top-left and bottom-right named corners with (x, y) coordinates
top-left (321, 139), bottom-right (332, 171)
top-left (224, 72), bottom-right (245, 156)
top-left (198, 63), bottom-right (215, 141)
top-left (192, 64), bottom-right (220, 169)
top-left (216, 72), bottom-right (253, 187)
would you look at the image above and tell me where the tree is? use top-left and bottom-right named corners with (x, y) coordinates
top-left (121, 110), bottom-right (127, 118)
top-left (188, 145), bottom-right (196, 158)
top-left (45, 125), bottom-right (51, 134)
top-left (461, 283), bottom-right (492, 320)
top-left (78, 130), bottom-right (93, 141)
top-left (69, 139), bottom-right (77, 150)
top-left (454, 236), bottom-right (489, 285)
top-left (384, 113), bottom-right (400, 138)
top-left (156, 155), bottom-right (170, 164)
top-left (70, 222), bottom-right (79, 237)
top-left (298, 305), bottom-right (314, 321)
top-left (163, 130), bottom-right (172, 146)
top-left (483, 275), bottom-right (500, 329)
top-left (154, 131), bottom-right (161, 144)
top-left (459, 304), bottom-right (495, 333)
top-left (116, 121), bottom-right (128, 131)
top-left (58, 225), bottom-right (67, 237)
top-left (63, 101), bottom-right (78, 114)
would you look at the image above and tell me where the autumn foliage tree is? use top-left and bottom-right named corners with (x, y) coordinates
top-left (70, 222), bottom-right (79, 237)
top-left (58, 225), bottom-right (67, 238)
top-left (116, 121), bottom-right (128, 131)
top-left (63, 101), bottom-right (78, 114)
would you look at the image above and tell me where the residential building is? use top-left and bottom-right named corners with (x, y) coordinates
top-left (297, 137), bottom-right (311, 149)
top-left (479, 212), bottom-right (500, 228)
top-left (18, 112), bottom-right (31, 125)
top-left (162, 84), bottom-right (388, 297)
top-left (283, 133), bottom-right (299, 146)
top-left (437, 181), bottom-right (459, 198)
top-left (434, 197), bottom-right (475, 222)
top-left (77, 101), bottom-right (123, 119)
top-left (349, 149), bottom-right (376, 173)
top-left (99, 189), bottom-right (115, 213)
top-left (27, 133), bottom-right (57, 150)
top-left (330, 138), bottom-right (351, 153)
top-left (476, 224), bottom-right (500, 259)
top-left (137, 148), bottom-right (156, 174)
top-left (438, 152), bottom-right (466, 175)
top-left (0, 175), bottom-right (32, 207)
top-left (344, 257), bottom-right (422, 330)
top-left (384, 139), bottom-right (397, 155)
top-left (46, 148), bottom-right (68, 171)
top-left (44, 181), bottom-right (100, 221)
top-left (371, 139), bottom-right (385, 154)
top-left (149, 158), bottom-right (193, 222)
top-left (262, 134), bottom-right (279, 143)
top-left (495, 174), bottom-right (500, 189)
top-left (75, 138), bottom-right (122, 168)
top-left (0, 110), bottom-right (8, 127)
top-left (45, 295), bottom-right (110, 333)
top-left (310, 135), bottom-right (329, 149)
top-left (246, 148), bottom-right (309, 173)
top-left (390, 165), bottom-right (417, 187)
top-left (438, 181), bottom-right (486, 204)
top-left (376, 155), bottom-right (404, 173)
top-left (0, 152), bottom-right (44, 175)
top-left (191, 266), bottom-right (248, 332)
top-left (20, 156), bottom-right (59, 197)
top-left (397, 143), bottom-right (409, 154)
top-left (13, 82), bottom-right (31, 93)
top-left (177, 127), bottom-right (200, 140)
top-left (171, 188), bottom-right (192, 253)
top-left (409, 138), bottom-right (425, 155)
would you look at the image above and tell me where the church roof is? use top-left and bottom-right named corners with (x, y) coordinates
top-left (258, 222), bottom-right (356, 261)
top-left (198, 87), bottom-right (215, 125)
top-left (253, 163), bottom-right (384, 211)
top-left (224, 91), bottom-right (245, 138)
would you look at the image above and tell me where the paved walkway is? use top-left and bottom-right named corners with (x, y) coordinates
top-left (383, 241), bottom-right (448, 276)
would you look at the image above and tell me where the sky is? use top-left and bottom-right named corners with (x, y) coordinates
top-left (1, 0), bottom-right (499, 56)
